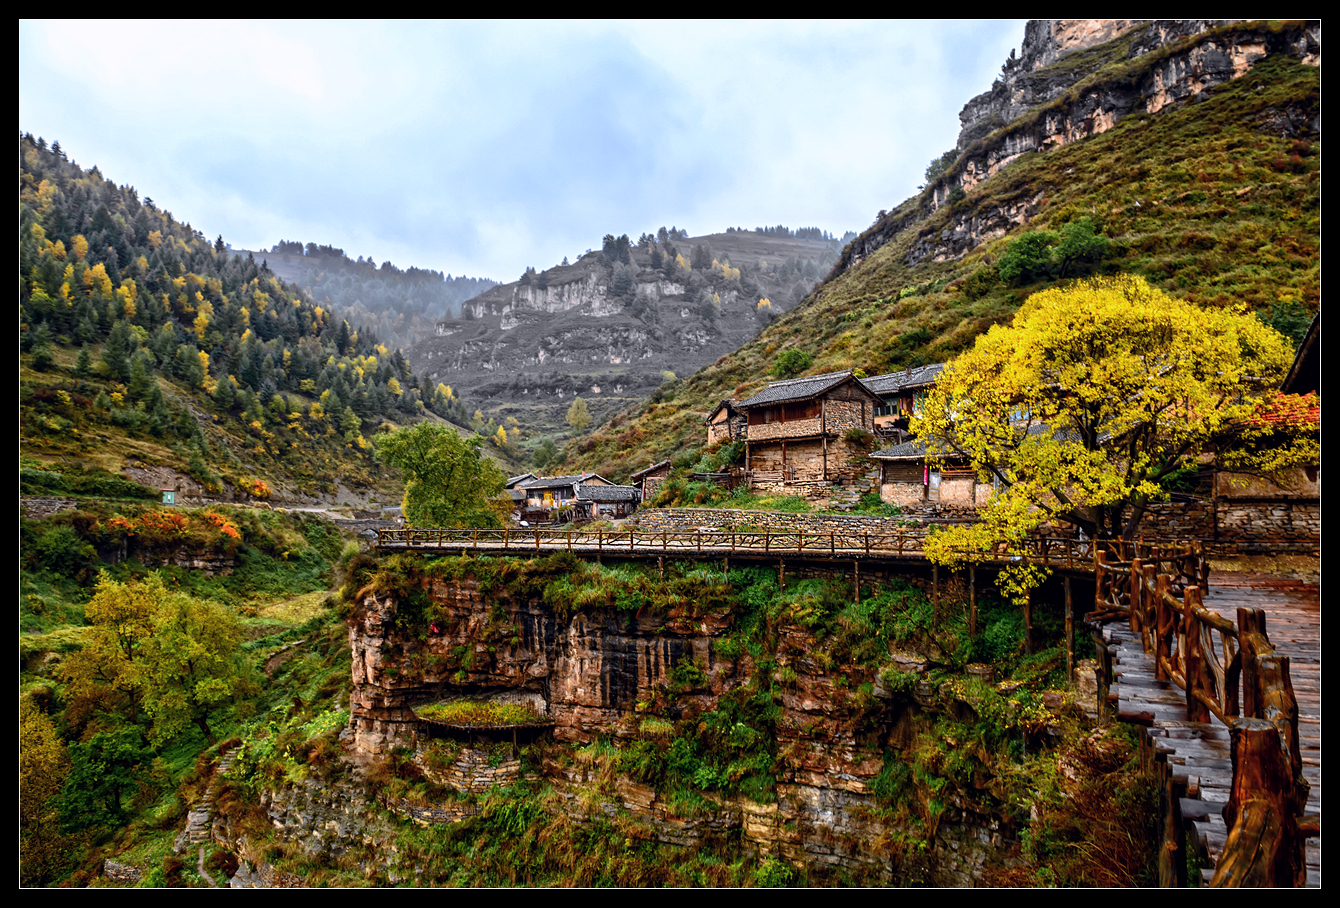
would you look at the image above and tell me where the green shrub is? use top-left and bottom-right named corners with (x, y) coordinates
top-left (770, 349), bottom-right (814, 379)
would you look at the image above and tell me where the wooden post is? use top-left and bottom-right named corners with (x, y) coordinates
top-left (1159, 768), bottom-right (1189, 888)
top-left (1212, 718), bottom-right (1307, 887)
top-left (1094, 550), bottom-right (1107, 611)
top-left (1154, 573), bottom-right (1173, 681)
top-left (658, 556), bottom-right (664, 582)
top-left (853, 560), bottom-right (860, 608)
top-left (1094, 632), bottom-right (1113, 727)
top-left (1139, 563), bottom-right (1155, 650)
top-left (778, 559), bottom-right (785, 591)
top-left (1023, 588), bottom-right (1034, 656)
top-left (1129, 557), bottom-right (1144, 635)
top-left (1183, 586), bottom-right (1211, 722)
top-left (969, 566), bottom-right (978, 639)
top-left (1064, 575), bottom-right (1073, 682)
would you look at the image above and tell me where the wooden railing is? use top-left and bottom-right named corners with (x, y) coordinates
top-left (1093, 551), bottom-right (1313, 887)
top-left (376, 526), bottom-right (1114, 566)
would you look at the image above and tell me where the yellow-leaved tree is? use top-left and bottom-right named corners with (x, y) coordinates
top-left (917, 275), bottom-right (1314, 595)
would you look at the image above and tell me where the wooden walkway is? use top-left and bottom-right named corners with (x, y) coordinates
top-left (374, 526), bottom-right (1104, 571)
top-left (1102, 571), bottom-right (1320, 886)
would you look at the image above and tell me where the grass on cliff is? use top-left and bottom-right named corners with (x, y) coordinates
top-left (300, 552), bottom-right (1146, 885)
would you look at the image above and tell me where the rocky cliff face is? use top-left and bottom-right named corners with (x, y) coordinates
top-left (407, 231), bottom-right (841, 436)
top-left (343, 566), bottom-right (1017, 884)
top-left (834, 20), bottom-right (1321, 277)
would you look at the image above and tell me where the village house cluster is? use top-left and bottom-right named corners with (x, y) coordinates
top-left (702, 364), bottom-right (990, 509)
top-left (507, 316), bottom-right (1317, 529)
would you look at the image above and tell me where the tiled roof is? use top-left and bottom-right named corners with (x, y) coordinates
top-left (518, 472), bottom-right (604, 489)
top-left (575, 484), bottom-right (640, 501)
top-left (630, 459), bottom-right (671, 479)
top-left (862, 363), bottom-right (946, 396)
top-left (737, 370), bottom-right (862, 408)
top-left (871, 440), bottom-right (927, 460)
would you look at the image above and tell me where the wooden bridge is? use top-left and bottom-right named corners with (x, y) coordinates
top-left (1092, 552), bottom-right (1320, 887)
top-left (377, 525), bottom-right (1320, 886)
top-left (375, 525), bottom-right (1102, 568)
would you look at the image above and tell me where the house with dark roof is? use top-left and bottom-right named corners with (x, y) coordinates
top-left (573, 483), bottom-right (642, 519)
top-left (514, 472), bottom-right (610, 522)
top-left (871, 439), bottom-right (990, 509)
top-left (862, 363), bottom-right (946, 442)
top-left (704, 399), bottom-right (746, 445)
top-left (736, 370), bottom-right (882, 484)
top-left (629, 459), bottom-right (672, 502)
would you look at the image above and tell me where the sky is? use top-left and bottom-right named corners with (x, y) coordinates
top-left (19, 20), bottom-right (1025, 282)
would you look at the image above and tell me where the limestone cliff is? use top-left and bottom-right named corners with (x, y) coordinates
top-left (835, 19), bottom-right (1320, 277)
top-left (406, 231), bottom-right (843, 436)
top-left (342, 559), bottom-right (1026, 883)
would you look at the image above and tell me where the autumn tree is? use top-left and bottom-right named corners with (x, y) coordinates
top-left (566, 396), bottom-right (591, 432)
top-left (140, 591), bottom-right (247, 745)
top-left (918, 275), bottom-right (1313, 570)
top-left (375, 422), bottom-right (508, 527)
top-left (58, 573), bottom-right (247, 745)
top-left (19, 697), bottom-right (70, 883)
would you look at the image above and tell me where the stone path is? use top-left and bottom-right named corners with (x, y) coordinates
top-left (185, 747), bottom-right (237, 846)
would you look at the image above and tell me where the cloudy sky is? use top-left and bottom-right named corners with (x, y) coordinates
top-left (20, 20), bottom-right (1024, 281)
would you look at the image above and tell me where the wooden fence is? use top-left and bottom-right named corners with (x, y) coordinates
top-left (1092, 550), bottom-right (1314, 887)
top-left (376, 526), bottom-right (1117, 566)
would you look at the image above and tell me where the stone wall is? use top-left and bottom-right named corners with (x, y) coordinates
top-left (747, 414), bottom-right (823, 442)
top-left (416, 747), bottom-right (523, 793)
top-left (19, 497), bottom-right (79, 520)
top-left (632, 506), bottom-right (975, 535)
top-left (822, 398), bottom-right (871, 436)
top-left (1214, 500), bottom-right (1320, 553)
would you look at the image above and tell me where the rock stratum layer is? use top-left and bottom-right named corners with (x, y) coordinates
top-left (344, 568), bottom-right (1010, 884)
top-left (836, 19), bottom-right (1320, 277)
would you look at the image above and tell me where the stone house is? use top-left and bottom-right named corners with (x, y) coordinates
top-left (573, 483), bottom-right (642, 520)
top-left (871, 440), bottom-right (988, 509)
top-left (737, 370), bottom-right (882, 484)
top-left (514, 472), bottom-right (611, 523)
top-left (862, 363), bottom-right (946, 443)
top-left (704, 399), bottom-right (746, 445)
top-left (629, 459), bottom-right (672, 502)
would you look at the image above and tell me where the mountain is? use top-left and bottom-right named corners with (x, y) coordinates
top-left (561, 19), bottom-right (1320, 481)
top-left (18, 139), bottom-right (476, 506)
top-left (236, 241), bottom-right (497, 353)
top-left (404, 227), bottom-right (850, 447)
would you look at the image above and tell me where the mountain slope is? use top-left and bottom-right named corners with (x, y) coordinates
top-left (405, 228), bottom-right (847, 446)
top-left (18, 139), bottom-right (475, 505)
top-left (240, 242), bottom-right (497, 353)
top-left (562, 20), bottom-right (1320, 481)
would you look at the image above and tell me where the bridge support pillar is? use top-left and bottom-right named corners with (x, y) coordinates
top-left (1064, 575), bottom-right (1074, 681)
top-left (969, 566), bottom-right (977, 638)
